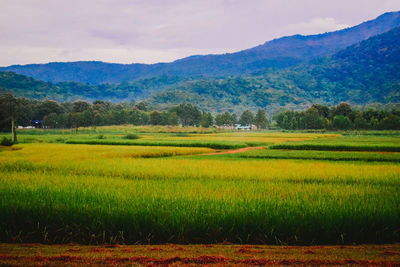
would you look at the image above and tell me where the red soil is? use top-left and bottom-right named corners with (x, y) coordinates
top-left (2, 254), bottom-right (399, 266)
top-left (203, 146), bottom-right (264, 155)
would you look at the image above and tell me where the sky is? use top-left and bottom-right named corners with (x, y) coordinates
top-left (1, 0), bottom-right (400, 66)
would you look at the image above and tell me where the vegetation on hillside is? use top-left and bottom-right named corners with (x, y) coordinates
top-left (0, 18), bottom-right (399, 114)
top-left (1, 12), bottom-right (399, 84)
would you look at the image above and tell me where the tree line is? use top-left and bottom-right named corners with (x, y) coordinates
top-left (274, 103), bottom-right (400, 130)
top-left (1, 93), bottom-right (398, 136)
top-left (0, 93), bottom-right (269, 133)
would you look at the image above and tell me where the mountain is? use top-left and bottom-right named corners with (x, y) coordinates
top-left (146, 27), bottom-right (400, 113)
top-left (0, 71), bottom-right (188, 102)
top-left (1, 11), bottom-right (400, 84)
top-left (1, 26), bottom-right (399, 113)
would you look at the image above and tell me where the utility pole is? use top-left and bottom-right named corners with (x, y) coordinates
top-left (11, 118), bottom-right (17, 143)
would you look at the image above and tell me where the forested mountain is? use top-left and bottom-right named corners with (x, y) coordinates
top-left (146, 27), bottom-right (400, 113)
top-left (0, 72), bottom-right (188, 102)
top-left (1, 11), bottom-right (399, 84)
top-left (0, 13), bottom-right (399, 114)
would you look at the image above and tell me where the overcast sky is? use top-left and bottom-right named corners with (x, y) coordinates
top-left (1, 0), bottom-right (400, 66)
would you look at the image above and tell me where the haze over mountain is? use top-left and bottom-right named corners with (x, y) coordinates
top-left (1, 11), bottom-right (400, 85)
top-left (0, 11), bottom-right (399, 113)
top-left (147, 26), bottom-right (400, 113)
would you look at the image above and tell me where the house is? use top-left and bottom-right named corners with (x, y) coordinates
top-left (235, 124), bottom-right (257, 131)
top-left (30, 120), bottom-right (43, 128)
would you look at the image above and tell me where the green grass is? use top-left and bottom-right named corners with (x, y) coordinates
top-left (1, 143), bottom-right (399, 245)
top-left (1, 129), bottom-right (400, 245)
top-left (65, 139), bottom-right (247, 149)
top-left (236, 149), bottom-right (400, 162)
top-left (1, 163), bottom-right (399, 245)
top-left (270, 135), bottom-right (400, 152)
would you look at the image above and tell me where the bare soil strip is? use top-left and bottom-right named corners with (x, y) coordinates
top-left (1, 243), bottom-right (399, 266)
top-left (203, 146), bottom-right (264, 155)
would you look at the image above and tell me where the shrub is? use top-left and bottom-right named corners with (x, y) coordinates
top-left (0, 137), bottom-right (13, 146)
top-left (97, 134), bottom-right (105, 139)
top-left (124, 133), bottom-right (139, 140)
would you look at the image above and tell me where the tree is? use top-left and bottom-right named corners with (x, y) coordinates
top-left (239, 110), bottom-right (254, 126)
top-left (43, 113), bottom-right (58, 128)
top-left (333, 115), bottom-right (352, 130)
top-left (166, 112), bottom-right (179, 126)
top-left (68, 112), bottom-right (84, 132)
top-left (34, 100), bottom-right (63, 119)
top-left (135, 102), bottom-right (148, 111)
top-left (215, 112), bottom-right (235, 126)
top-left (200, 112), bottom-right (213, 128)
top-left (303, 107), bottom-right (324, 129)
top-left (335, 103), bottom-right (352, 117)
top-left (311, 104), bottom-right (330, 118)
top-left (150, 111), bottom-right (163, 125)
top-left (72, 101), bottom-right (91, 113)
top-left (378, 115), bottom-right (400, 130)
top-left (173, 103), bottom-right (202, 126)
top-left (255, 109), bottom-right (268, 129)
top-left (0, 93), bottom-right (21, 143)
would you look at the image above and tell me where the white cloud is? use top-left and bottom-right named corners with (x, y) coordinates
top-left (0, 45), bottom-right (236, 66)
top-left (0, 0), bottom-right (399, 66)
top-left (284, 18), bottom-right (350, 36)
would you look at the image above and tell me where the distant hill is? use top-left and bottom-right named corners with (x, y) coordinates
top-left (0, 71), bottom-right (188, 102)
top-left (1, 11), bottom-right (400, 84)
top-left (146, 27), bottom-right (400, 113)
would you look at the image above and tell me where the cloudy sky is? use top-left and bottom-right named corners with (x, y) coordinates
top-left (1, 0), bottom-right (400, 66)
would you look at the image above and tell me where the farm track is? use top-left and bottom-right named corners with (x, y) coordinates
top-left (1, 244), bottom-right (400, 266)
top-left (202, 146), bottom-right (264, 155)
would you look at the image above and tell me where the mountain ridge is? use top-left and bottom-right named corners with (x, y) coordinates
top-left (1, 11), bottom-right (400, 84)
top-left (1, 26), bottom-right (399, 114)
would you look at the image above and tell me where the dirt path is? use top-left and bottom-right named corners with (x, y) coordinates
top-left (203, 146), bottom-right (264, 155)
top-left (1, 243), bottom-right (399, 266)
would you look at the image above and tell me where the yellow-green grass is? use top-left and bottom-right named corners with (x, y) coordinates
top-left (1, 129), bottom-right (339, 149)
top-left (270, 135), bottom-right (400, 152)
top-left (235, 149), bottom-right (400, 162)
top-left (1, 143), bottom-right (399, 244)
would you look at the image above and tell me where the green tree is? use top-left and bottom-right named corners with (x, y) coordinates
top-left (255, 109), bottom-right (268, 129)
top-left (215, 112), bottom-right (235, 126)
top-left (303, 107), bottom-right (324, 129)
top-left (200, 112), bottom-right (213, 128)
top-left (43, 113), bottom-right (58, 128)
top-left (72, 100), bottom-right (91, 113)
top-left (311, 104), bottom-right (331, 118)
top-left (335, 103), bottom-right (352, 117)
top-left (166, 112), bottom-right (179, 126)
top-left (333, 115), bottom-right (353, 130)
top-left (34, 100), bottom-right (63, 119)
top-left (0, 93), bottom-right (21, 143)
top-left (173, 103), bottom-right (201, 126)
top-left (239, 110), bottom-right (254, 126)
top-left (150, 111), bottom-right (163, 125)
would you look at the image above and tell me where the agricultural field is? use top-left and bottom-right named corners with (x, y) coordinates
top-left (0, 126), bottom-right (400, 265)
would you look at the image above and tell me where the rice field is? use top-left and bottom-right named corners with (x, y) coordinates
top-left (0, 128), bottom-right (399, 246)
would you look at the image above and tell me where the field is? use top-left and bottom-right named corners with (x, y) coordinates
top-left (1, 127), bottom-right (400, 265)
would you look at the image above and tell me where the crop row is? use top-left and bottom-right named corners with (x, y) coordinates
top-left (237, 149), bottom-right (400, 162)
top-left (65, 139), bottom-right (247, 149)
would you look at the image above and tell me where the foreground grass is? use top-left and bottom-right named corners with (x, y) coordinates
top-left (1, 144), bottom-right (399, 244)
top-left (1, 243), bottom-right (399, 266)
